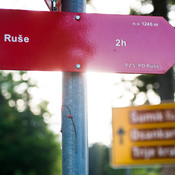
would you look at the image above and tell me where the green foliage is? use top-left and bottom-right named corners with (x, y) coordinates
top-left (170, 0), bottom-right (175, 4)
top-left (89, 143), bottom-right (125, 175)
top-left (130, 9), bottom-right (141, 15)
top-left (133, 75), bottom-right (157, 92)
top-left (131, 74), bottom-right (159, 104)
top-left (127, 0), bottom-right (174, 105)
top-left (122, 1), bottom-right (174, 174)
top-left (114, 74), bottom-right (159, 105)
top-left (0, 71), bottom-right (61, 175)
top-left (89, 144), bottom-right (161, 175)
top-left (131, 167), bottom-right (162, 175)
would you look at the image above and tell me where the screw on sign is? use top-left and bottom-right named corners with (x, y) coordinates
top-left (0, 9), bottom-right (175, 73)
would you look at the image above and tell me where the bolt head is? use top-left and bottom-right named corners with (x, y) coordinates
top-left (76, 64), bottom-right (81, 69)
top-left (53, 7), bottom-right (58, 11)
top-left (75, 15), bottom-right (80, 21)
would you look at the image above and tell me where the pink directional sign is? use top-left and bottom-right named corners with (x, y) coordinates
top-left (0, 9), bottom-right (174, 74)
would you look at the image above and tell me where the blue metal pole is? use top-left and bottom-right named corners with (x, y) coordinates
top-left (62, 73), bottom-right (88, 175)
top-left (126, 168), bottom-right (131, 175)
top-left (61, 1), bottom-right (88, 175)
top-left (62, 0), bottom-right (86, 12)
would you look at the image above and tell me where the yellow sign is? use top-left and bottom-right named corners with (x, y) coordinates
top-left (112, 103), bottom-right (175, 167)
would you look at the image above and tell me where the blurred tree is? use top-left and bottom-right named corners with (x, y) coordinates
top-left (89, 143), bottom-right (125, 175)
top-left (151, 0), bottom-right (175, 102)
top-left (129, 0), bottom-right (175, 104)
top-left (131, 167), bottom-right (161, 175)
top-left (0, 71), bottom-right (62, 175)
top-left (124, 0), bottom-right (175, 174)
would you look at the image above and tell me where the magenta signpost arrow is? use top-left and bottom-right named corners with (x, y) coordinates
top-left (1, 5), bottom-right (174, 174)
top-left (0, 9), bottom-right (174, 74)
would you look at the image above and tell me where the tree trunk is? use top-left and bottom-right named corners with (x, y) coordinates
top-left (152, 0), bottom-right (175, 174)
top-left (152, 0), bottom-right (168, 20)
top-left (152, 0), bottom-right (174, 101)
top-left (156, 68), bottom-right (174, 101)
top-left (162, 167), bottom-right (175, 175)
top-left (152, 0), bottom-right (174, 102)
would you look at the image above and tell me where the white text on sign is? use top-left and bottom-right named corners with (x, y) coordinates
top-left (116, 39), bottom-right (127, 47)
top-left (132, 21), bottom-right (159, 27)
top-left (125, 63), bottom-right (160, 69)
top-left (4, 34), bottom-right (29, 43)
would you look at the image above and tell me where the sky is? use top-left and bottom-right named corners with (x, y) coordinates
top-left (0, 0), bottom-right (173, 145)
top-left (87, 0), bottom-right (140, 14)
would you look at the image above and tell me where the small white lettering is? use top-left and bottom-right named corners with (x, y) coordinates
top-left (132, 146), bottom-right (175, 159)
top-left (132, 21), bottom-right (159, 27)
top-left (18, 35), bottom-right (23, 42)
top-left (165, 110), bottom-right (175, 121)
top-left (142, 22), bottom-right (153, 26)
top-left (158, 146), bottom-right (175, 158)
top-left (24, 37), bottom-right (29, 43)
top-left (125, 63), bottom-right (160, 69)
top-left (116, 39), bottom-right (127, 47)
top-left (154, 23), bottom-right (159, 27)
top-left (130, 111), bottom-right (163, 124)
top-left (130, 128), bottom-right (175, 141)
top-left (132, 147), bottom-right (156, 159)
top-left (4, 34), bottom-right (29, 43)
top-left (4, 34), bottom-right (11, 42)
